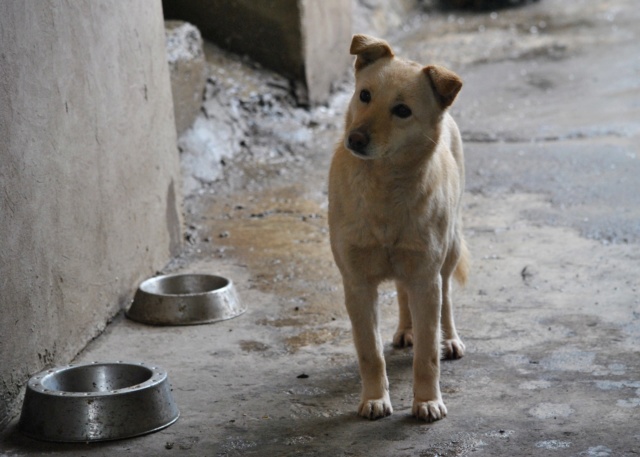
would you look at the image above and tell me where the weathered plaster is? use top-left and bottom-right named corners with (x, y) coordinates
top-left (0, 0), bottom-right (182, 427)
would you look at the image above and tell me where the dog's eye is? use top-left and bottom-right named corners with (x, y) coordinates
top-left (392, 104), bottom-right (412, 118)
top-left (359, 90), bottom-right (371, 103)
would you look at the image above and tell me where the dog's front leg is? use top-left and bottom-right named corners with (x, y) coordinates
top-left (406, 275), bottom-right (447, 422)
top-left (343, 279), bottom-right (392, 419)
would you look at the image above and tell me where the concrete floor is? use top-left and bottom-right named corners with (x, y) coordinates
top-left (2, 0), bottom-right (640, 455)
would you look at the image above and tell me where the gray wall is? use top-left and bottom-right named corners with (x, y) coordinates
top-left (0, 0), bottom-right (182, 427)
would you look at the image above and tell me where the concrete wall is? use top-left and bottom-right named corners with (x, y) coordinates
top-left (165, 20), bottom-right (207, 136)
top-left (353, 0), bottom-right (424, 37)
top-left (0, 0), bottom-right (182, 427)
top-left (162, 0), bottom-right (352, 106)
top-left (300, 0), bottom-right (353, 105)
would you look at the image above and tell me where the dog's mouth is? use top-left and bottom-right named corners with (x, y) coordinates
top-left (347, 146), bottom-right (372, 159)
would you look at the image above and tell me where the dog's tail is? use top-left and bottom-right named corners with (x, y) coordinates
top-left (453, 237), bottom-right (470, 286)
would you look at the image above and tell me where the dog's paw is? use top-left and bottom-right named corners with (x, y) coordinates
top-left (358, 397), bottom-right (393, 420)
top-left (442, 338), bottom-right (465, 359)
top-left (393, 328), bottom-right (414, 348)
top-left (412, 399), bottom-right (447, 422)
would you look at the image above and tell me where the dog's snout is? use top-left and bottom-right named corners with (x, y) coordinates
top-left (347, 130), bottom-right (370, 152)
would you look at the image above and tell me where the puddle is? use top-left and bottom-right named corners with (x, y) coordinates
top-left (616, 398), bottom-right (640, 408)
top-left (539, 348), bottom-right (596, 372)
top-left (594, 380), bottom-right (640, 391)
top-left (536, 440), bottom-right (572, 450)
top-left (582, 445), bottom-right (613, 457)
top-left (189, 184), bottom-right (345, 332)
top-left (518, 379), bottom-right (551, 390)
top-left (485, 429), bottom-right (515, 439)
top-left (220, 437), bottom-right (258, 453)
top-left (285, 328), bottom-right (346, 353)
top-left (528, 402), bottom-right (575, 420)
top-left (239, 340), bottom-right (270, 353)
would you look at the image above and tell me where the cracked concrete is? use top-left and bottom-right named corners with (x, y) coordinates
top-left (2, 0), bottom-right (640, 455)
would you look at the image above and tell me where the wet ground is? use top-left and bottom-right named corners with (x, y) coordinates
top-left (2, 0), bottom-right (640, 455)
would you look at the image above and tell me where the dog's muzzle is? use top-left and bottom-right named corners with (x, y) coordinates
top-left (347, 130), bottom-right (370, 156)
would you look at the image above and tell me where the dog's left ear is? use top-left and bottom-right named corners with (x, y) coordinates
top-left (350, 34), bottom-right (394, 71)
top-left (424, 65), bottom-right (463, 109)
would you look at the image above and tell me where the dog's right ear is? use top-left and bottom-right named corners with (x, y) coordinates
top-left (350, 34), bottom-right (394, 71)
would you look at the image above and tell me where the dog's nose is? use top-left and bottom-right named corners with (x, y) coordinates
top-left (347, 130), bottom-right (369, 152)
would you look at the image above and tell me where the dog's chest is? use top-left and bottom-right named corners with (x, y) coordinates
top-left (330, 151), bottom-right (452, 252)
top-left (358, 190), bottom-right (433, 250)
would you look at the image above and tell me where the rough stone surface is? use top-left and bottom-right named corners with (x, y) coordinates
top-left (2, 0), bottom-right (640, 455)
top-left (166, 20), bottom-right (206, 135)
top-left (177, 41), bottom-right (310, 196)
top-left (353, 0), bottom-right (422, 37)
top-left (162, 0), bottom-right (352, 105)
top-left (0, 0), bottom-right (182, 429)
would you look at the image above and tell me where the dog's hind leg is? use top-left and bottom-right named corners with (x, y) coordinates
top-left (343, 279), bottom-right (393, 419)
top-left (440, 237), bottom-right (466, 359)
top-left (393, 281), bottom-right (414, 348)
top-left (441, 275), bottom-right (465, 359)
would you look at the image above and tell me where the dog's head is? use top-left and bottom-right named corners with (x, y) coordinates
top-left (344, 34), bottom-right (462, 161)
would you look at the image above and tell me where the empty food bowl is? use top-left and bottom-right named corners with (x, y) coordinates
top-left (19, 361), bottom-right (179, 442)
top-left (126, 273), bottom-right (245, 326)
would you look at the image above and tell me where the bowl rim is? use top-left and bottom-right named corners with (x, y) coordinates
top-left (27, 361), bottom-right (167, 398)
top-left (138, 273), bottom-right (233, 298)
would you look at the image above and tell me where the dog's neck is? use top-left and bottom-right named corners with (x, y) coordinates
top-left (356, 155), bottom-right (436, 209)
top-left (365, 139), bottom-right (439, 182)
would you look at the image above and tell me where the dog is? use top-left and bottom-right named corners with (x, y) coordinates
top-left (328, 34), bottom-right (469, 422)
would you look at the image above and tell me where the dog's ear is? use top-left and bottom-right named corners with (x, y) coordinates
top-left (350, 34), bottom-right (394, 71)
top-left (424, 65), bottom-right (463, 109)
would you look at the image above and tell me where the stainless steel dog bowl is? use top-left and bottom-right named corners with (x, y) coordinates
top-left (126, 273), bottom-right (245, 326)
top-left (19, 361), bottom-right (179, 442)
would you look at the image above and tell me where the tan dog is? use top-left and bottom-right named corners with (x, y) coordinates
top-left (328, 34), bottom-right (469, 422)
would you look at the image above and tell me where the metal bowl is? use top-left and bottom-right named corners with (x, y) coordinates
top-left (19, 361), bottom-right (179, 442)
top-left (126, 273), bottom-right (245, 326)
